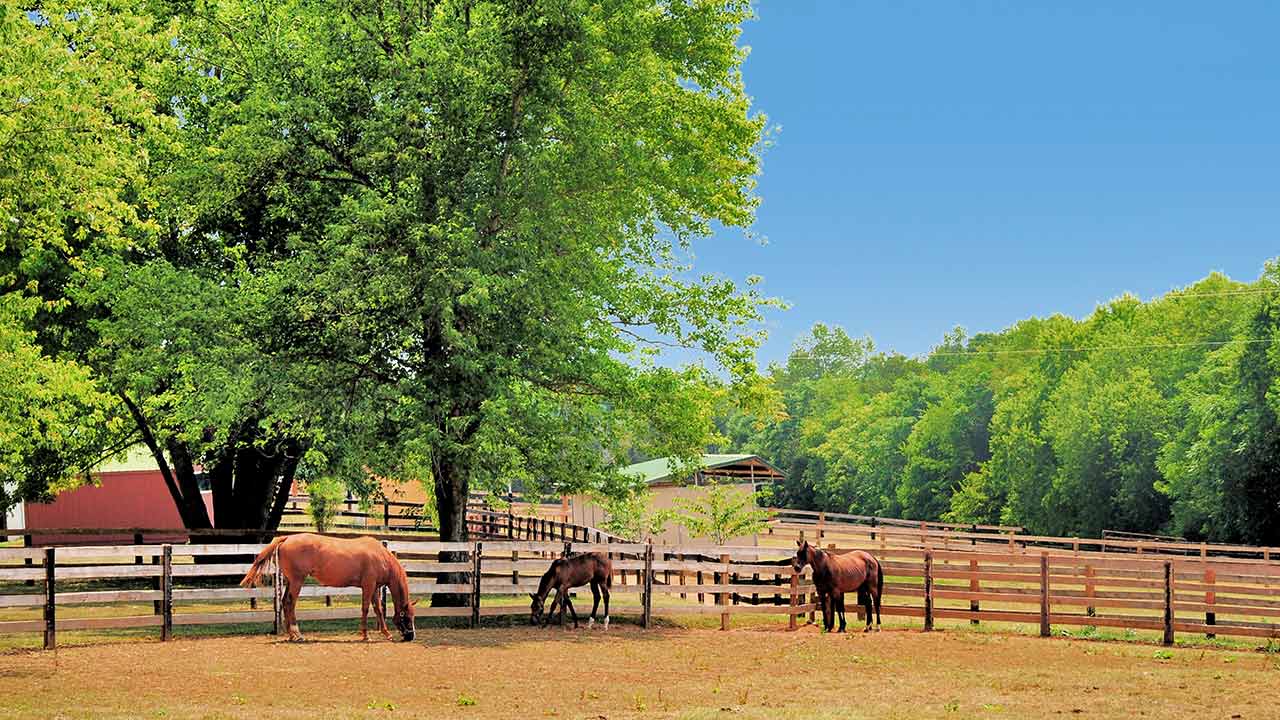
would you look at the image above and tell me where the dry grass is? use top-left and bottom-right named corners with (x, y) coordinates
top-left (2, 622), bottom-right (1278, 719)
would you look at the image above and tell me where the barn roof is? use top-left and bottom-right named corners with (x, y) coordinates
top-left (621, 454), bottom-right (785, 486)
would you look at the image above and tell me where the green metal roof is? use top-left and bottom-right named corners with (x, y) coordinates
top-left (621, 454), bottom-right (779, 485)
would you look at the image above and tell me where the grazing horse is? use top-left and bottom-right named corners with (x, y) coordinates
top-left (792, 539), bottom-right (882, 633)
top-left (241, 534), bottom-right (416, 643)
top-left (529, 552), bottom-right (612, 629)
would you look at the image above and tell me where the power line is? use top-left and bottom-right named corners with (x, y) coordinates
top-left (1147, 287), bottom-right (1279, 300)
top-left (931, 337), bottom-right (1277, 357)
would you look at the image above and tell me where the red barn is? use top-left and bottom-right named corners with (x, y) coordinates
top-left (18, 448), bottom-right (214, 545)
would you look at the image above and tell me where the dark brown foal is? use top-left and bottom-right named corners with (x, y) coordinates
top-left (529, 552), bottom-right (612, 629)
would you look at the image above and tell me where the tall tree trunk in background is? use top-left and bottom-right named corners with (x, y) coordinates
top-left (431, 450), bottom-right (471, 607)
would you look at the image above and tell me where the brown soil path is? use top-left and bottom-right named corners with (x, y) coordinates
top-left (1, 625), bottom-right (1276, 719)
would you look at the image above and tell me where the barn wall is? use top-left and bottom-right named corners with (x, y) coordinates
top-left (22, 471), bottom-right (214, 545)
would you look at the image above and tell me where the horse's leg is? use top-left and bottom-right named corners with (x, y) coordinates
top-left (588, 581), bottom-right (601, 628)
top-left (601, 577), bottom-right (611, 630)
top-left (861, 585), bottom-right (874, 632)
top-left (360, 583), bottom-right (373, 641)
top-left (564, 589), bottom-right (580, 629)
top-left (874, 572), bottom-right (883, 630)
top-left (542, 592), bottom-right (559, 627)
top-left (373, 584), bottom-right (392, 640)
top-left (833, 591), bottom-right (847, 633)
top-left (284, 572), bottom-right (304, 642)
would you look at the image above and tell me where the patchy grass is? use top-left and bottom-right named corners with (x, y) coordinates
top-left (2, 623), bottom-right (1278, 719)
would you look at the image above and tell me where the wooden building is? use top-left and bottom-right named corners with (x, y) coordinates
top-left (569, 453), bottom-right (784, 545)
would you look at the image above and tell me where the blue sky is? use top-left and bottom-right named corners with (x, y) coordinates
top-left (695, 0), bottom-right (1280, 368)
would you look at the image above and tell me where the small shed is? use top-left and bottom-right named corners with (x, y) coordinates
top-left (569, 454), bottom-right (784, 545)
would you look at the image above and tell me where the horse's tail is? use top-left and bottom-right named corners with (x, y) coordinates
top-left (240, 536), bottom-right (289, 588)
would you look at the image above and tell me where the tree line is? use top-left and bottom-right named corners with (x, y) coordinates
top-left (715, 265), bottom-right (1280, 545)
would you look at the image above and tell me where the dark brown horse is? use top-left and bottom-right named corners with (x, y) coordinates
top-left (529, 552), bottom-right (612, 629)
top-left (792, 539), bottom-right (882, 633)
top-left (241, 534), bottom-right (416, 642)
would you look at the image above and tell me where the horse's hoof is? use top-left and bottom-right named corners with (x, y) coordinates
top-left (288, 636), bottom-right (305, 643)
top-left (863, 627), bottom-right (872, 633)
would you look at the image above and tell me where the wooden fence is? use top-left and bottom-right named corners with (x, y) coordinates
top-left (0, 537), bottom-right (818, 649)
top-left (3, 534), bottom-right (1278, 651)
top-left (465, 507), bottom-right (628, 544)
top-left (767, 513), bottom-right (1280, 562)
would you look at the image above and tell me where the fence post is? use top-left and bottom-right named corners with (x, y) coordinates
top-left (43, 547), bottom-right (55, 650)
top-left (923, 551), bottom-right (933, 632)
top-left (1163, 560), bottom-right (1174, 646)
top-left (152, 550), bottom-right (163, 616)
top-left (678, 552), bottom-right (686, 600)
top-left (788, 566), bottom-right (799, 631)
top-left (719, 552), bottom-right (730, 631)
top-left (511, 548), bottom-right (520, 593)
top-left (383, 498), bottom-right (390, 530)
top-left (24, 533), bottom-right (34, 587)
top-left (273, 548), bottom-right (283, 636)
top-left (969, 558), bottom-right (979, 625)
top-left (161, 544), bottom-right (173, 641)
top-left (1039, 552), bottom-right (1050, 638)
top-left (642, 542), bottom-right (654, 629)
top-left (817, 512), bottom-right (825, 541)
top-left (1085, 564), bottom-right (1096, 618)
top-left (471, 542), bottom-right (483, 629)
top-left (1204, 567), bottom-right (1216, 639)
top-left (134, 532), bottom-right (144, 566)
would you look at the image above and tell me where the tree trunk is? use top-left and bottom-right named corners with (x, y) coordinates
top-left (432, 452), bottom-right (471, 607)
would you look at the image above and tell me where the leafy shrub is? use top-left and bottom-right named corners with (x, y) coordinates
top-left (305, 477), bottom-right (347, 532)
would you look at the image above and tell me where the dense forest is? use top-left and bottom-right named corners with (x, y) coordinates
top-left (715, 262), bottom-right (1280, 545)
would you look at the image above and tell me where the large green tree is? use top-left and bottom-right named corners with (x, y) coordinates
top-left (1159, 263), bottom-right (1280, 542)
top-left (157, 0), bottom-right (772, 548)
top-left (0, 2), bottom-right (176, 510)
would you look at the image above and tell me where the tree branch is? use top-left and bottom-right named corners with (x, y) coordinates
top-left (118, 392), bottom-right (186, 516)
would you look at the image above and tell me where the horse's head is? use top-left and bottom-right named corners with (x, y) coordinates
top-left (792, 539), bottom-right (816, 572)
top-left (394, 598), bottom-right (417, 642)
top-left (529, 593), bottom-right (545, 625)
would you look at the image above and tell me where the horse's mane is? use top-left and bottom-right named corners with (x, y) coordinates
top-left (385, 548), bottom-right (412, 609)
top-left (535, 559), bottom-right (563, 599)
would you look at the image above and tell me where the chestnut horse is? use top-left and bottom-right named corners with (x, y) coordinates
top-left (241, 534), bottom-right (416, 642)
top-left (792, 539), bottom-right (882, 633)
top-left (529, 552), bottom-right (612, 629)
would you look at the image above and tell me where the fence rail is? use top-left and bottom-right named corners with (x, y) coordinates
top-left (767, 516), bottom-right (1280, 562)
top-left (3, 534), bottom-right (1278, 650)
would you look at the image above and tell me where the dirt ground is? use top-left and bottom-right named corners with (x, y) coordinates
top-left (2, 623), bottom-right (1278, 720)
